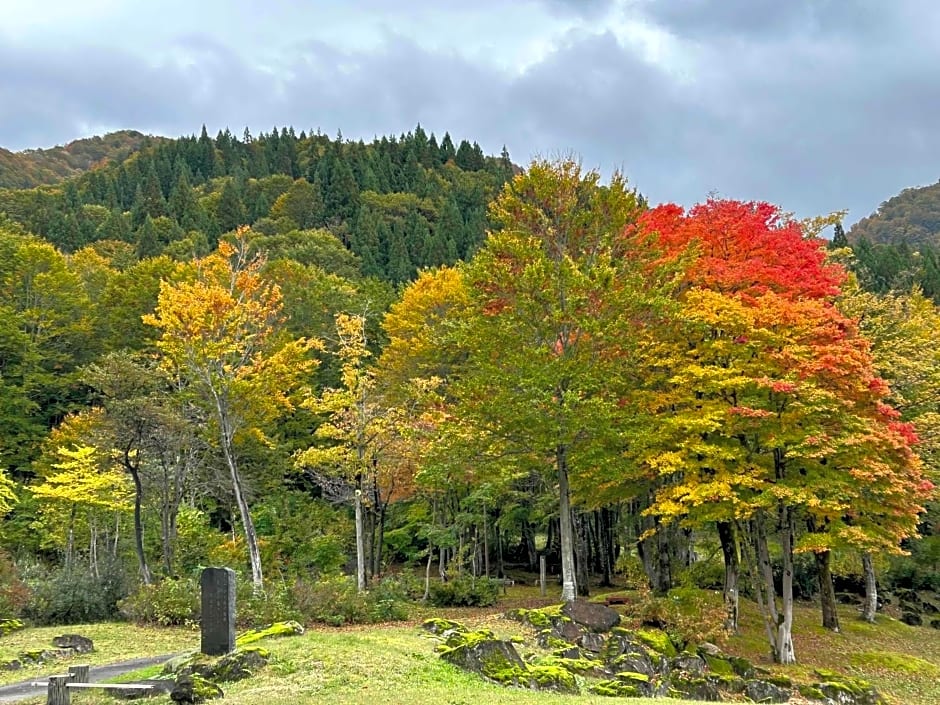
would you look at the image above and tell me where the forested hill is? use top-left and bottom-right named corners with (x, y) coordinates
top-left (0, 130), bottom-right (160, 189)
top-left (0, 125), bottom-right (515, 283)
top-left (849, 180), bottom-right (940, 247)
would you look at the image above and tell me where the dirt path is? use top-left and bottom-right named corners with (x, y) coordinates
top-left (0, 654), bottom-right (179, 703)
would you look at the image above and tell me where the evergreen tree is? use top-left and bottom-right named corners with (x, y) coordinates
top-left (829, 222), bottom-right (848, 249)
top-left (216, 178), bottom-right (247, 233)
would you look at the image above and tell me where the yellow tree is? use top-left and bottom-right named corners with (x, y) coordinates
top-left (297, 313), bottom-right (414, 591)
top-left (144, 228), bottom-right (317, 591)
top-left (31, 444), bottom-right (131, 574)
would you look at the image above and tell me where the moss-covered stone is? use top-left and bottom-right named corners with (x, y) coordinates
top-left (234, 620), bottom-right (304, 647)
top-left (798, 684), bottom-right (827, 700)
top-left (703, 654), bottom-right (734, 676)
top-left (0, 619), bottom-right (25, 636)
top-left (765, 674), bottom-right (792, 688)
top-left (524, 663), bottom-right (578, 693)
top-left (635, 628), bottom-right (678, 658)
top-left (170, 673), bottom-right (223, 703)
top-left (589, 679), bottom-right (641, 697)
top-left (423, 617), bottom-right (466, 635)
top-left (532, 654), bottom-right (604, 676)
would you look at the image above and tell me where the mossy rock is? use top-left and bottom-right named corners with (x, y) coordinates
top-left (170, 673), bottom-right (223, 703)
top-left (421, 617), bottom-right (467, 635)
top-left (0, 619), bottom-right (24, 636)
top-left (743, 678), bottom-right (791, 704)
top-left (616, 670), bottom-right (651, 683)
top-left (209, 647), bottom-right (270, 682)
top-left (163, 650), bottom-right (200, 674)
top-left (635, 628), bottom-right (678, 658)
top-left (235, 620), bottom-right (304, 647)
top-left (532, 654), bottom-right (604, 676)
top-left (765, 674), bottom-right (792, 688)
top-left (702, 654), bottom-right (735, 676)
top-left (589, 679), bottom-right (642, 697)
top-left (524, 663), bottom-right (578, 693)
top-left (669, 676), bottom-right (721, 701)
top-left (798, 684), bottom-right (827, 700)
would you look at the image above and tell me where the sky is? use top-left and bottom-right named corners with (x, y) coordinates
top-left (1, 0), bottom-right (938, 226)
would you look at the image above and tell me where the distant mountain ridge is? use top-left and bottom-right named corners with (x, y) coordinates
top-left (0, 130), bottom-right (163, 188)
top-left (849, 180), bottom-right (940, 247)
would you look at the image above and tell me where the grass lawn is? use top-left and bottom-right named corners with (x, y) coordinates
top-left (1, 585), bottom-right (937, 705)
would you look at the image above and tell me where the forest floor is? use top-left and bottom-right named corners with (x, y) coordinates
top-left (0, 584), bottom-right (937, 705)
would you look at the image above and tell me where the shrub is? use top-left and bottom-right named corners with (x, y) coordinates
top-left (118, 576), bottom-right (200, 626)
top-left (629, 587), bottom-right (727, 648)
top-left (236, 579), bottom-right (299, 628)
top-left (22, 561), bottom-right (129, 625)
top-left (0, 552), bottom-right (30, 617)
top-left (428, 576), bottom-right (500, 607)
top-left (291, 574), bottom-right (410, 626)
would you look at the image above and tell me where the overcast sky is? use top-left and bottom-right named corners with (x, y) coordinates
top-left (1, 0), bottom-right (937, 226)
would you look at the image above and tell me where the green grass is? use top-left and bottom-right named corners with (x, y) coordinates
top-left (1, 588), bottom-right (938, 705)
top-left (0, 622), bottom-right (196, 686)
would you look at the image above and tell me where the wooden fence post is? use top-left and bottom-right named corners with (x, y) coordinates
top-left (47, 675), bottom-right (70, 705)
top-left (68, 665), bottom-right (89, 683)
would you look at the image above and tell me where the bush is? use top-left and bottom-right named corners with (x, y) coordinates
top-left (0, 552), bottom-right (30, 617)
top-left (428, 576), bottom-right (500, 607)
top-left (236, 579), bottom-right (299, 628)
top-left (23, 562), bottom-right (128, 625)
top-left (118, 576), bottom-right (200, 626)
top-left (629, 587), bottom-right (727, 648)
top-left (291, 574), bottom-right (409, 626)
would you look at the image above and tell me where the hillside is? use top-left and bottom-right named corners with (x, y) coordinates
top-left (0, 130), bottom-right (162, 188)
top-left (0, 125), bottom-right (514, 280)
top-left (849, 180), bottom-right (940, 247)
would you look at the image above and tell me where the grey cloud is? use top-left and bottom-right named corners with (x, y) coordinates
top-left (639, 0), bottom-right (896, 39)
top-left (3, 3), bottom-right (940, 226)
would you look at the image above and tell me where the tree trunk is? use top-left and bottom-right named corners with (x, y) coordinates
top-left (556, 445), bottom-right (577, 602)
top-left (861, 552), bottom-right (878, 623)
top-left (746, 515), bottom-right (780, 660)
top-left (354, 476), bottom-right (367, 592)
top-left (575, 512), bottom-right (590, 597)
top-left (776, 506), bottom-right (797, 664)
top-left (126, 459), bottom-right (152, 585)
top-left (717, 521), bottom-right (739, 632)
top-left (423, 546), bottom-right (433, 602)
top-left (215, 398), bottom-right (263, 592)
top-left (373, 502), bottom-right (387, 578)
top-left (482, 504), bottom-right (490, 578)
top-left (815, 549), bottom-right (840, 631)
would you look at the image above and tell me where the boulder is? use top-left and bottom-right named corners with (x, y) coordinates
top-left (52, 634), bottom-right (95, 653)
top-left (900, 612), bottom-right (922, 626)
top-left (210, 648), bottom-right (269, 682)
top-left (670, 672), bottom-right (721, 701)
top-left (170, 674), bottom-right (223, 704)
top-left (578, 632), bottom-right (607, 653)
top-left (744, 678), bottom-right (791, 703)
top-left (562, 600), bottom-right (621, 632)
top-left (440, 636), bottom-right (526, 685)
top-left (671, 653), bottom-right (707, 675)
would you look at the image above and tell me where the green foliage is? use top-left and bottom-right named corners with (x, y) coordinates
top-left (118, 576), bottom-right (200, 626)
top-left (632, 588), bottom-right (727, 650)
top-left (289, 574), bottom-right (409, 626)
top-left (21, 562), bottom-right (128, 625)
top-left (428, 576), bottom-right (500, 607)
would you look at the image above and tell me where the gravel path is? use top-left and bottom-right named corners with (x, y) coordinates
top-left (0, 654), bottom-right (179, 703)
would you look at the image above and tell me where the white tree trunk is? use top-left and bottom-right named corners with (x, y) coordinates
top-left (557, 446), bottom-right (577, 602)
top-left (355, 485), bottom-right (367, 592)
top-left (861, 552), bottom-right (878, 623)
top-left (776, 507), bottom-right (797, 664)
